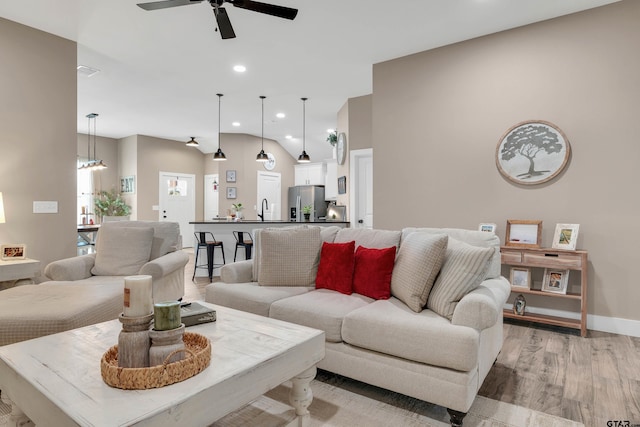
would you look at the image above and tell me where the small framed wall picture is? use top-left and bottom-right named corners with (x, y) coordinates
top-left (505, 219), bottom-right (542, 248)
top-left (338, 176), bottom-right (347, 195)
top-left (510, 267), bottom-right (531, 289)
top-left (226, 187), bottom-right (237, 199)
top-left (478, 223), bottom-right (497, 233)
top-left (552, 223), bottom-right (580, 250)
top-left (542, 268), bottom-right (569, 294)
top-left (120, 175), bottom-right (135, 194)
top-left (226, 170), bottom-right (236, 183)
top-left (1, 244), bottom-right (26, 260)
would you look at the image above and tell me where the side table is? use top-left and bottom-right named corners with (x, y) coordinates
top-left (0, 258), bottom-right (41, 290)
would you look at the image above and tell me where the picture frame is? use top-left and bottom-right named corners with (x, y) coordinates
top-left (496, 120), bottom-right (571, 186)
top-left (478, 223), bottom-right (497, 233)
top-left (338, 176), bottom-right (347, 195)
top-left (1, 244), bottom-right (26, 260)
top-left (510, 267), bottom-right (531, 289)
top-left (551, 223), bottom-right (580, 251)
top-left (226, 170), bottom-right (236, 183)
top-left (226, 187), bottom-right (237, 199)
top-left (505, 219), bottom-right (542, 248)
top-left (542, 268), bottom-right (569, 294)
top-left (120, 175), bottom-right (135, 194)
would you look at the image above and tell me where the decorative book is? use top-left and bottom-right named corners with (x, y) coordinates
top-left (180, 302), bottom-right (217, 327)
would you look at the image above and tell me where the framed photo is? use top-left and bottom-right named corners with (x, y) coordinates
top-left (542, 268), bottom-right (569, 294)
top-left (120, 175), bottom-right (135, 194)
top-left (226, 187), bottom-right (237, 199)
top-left (478, 223), bottom-right (497, 233)
top-left (1, 244), bottom-right (26, 260)
top-left (510, 267), bottom-right (531, 289)
top-left (505, 219), bottom-right (542, 248)
top-left (552, 223), bottom-right (580, 250)
top-left (496, 120), bottom-right (571, 185)
top-left (338, 176), bottom-right (347, 195)
top-left (226, 170), bottom-right (236, 183)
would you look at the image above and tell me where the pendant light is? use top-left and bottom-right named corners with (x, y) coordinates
top-left (256, 95), bottom-right (268, 162)
top-left (213, 93), bottom-right (227, 161)
top-left (78, 113), bottom-right (107, 170)
top-left (186, 137), bottom-right (199, 147)
top-left (297, 97), bottom-right (310, 163)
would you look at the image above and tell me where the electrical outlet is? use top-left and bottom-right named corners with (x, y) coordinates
top-left (33, 201), bottom-right (58, 214)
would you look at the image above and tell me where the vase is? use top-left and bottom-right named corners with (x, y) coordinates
top-left (235, 211), bottom-right (243, 220)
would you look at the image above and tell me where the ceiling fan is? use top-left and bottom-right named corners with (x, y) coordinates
top-left (137, 0), bottom-right (298, 39)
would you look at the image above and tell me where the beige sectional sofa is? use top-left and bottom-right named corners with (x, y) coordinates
top-left (206, 225), bottom-right (510, 426)
top-left (0, 221), bottom-right (188, 346)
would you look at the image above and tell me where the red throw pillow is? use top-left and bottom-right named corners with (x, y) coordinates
top-left (315, 241), bottom-right (356, 294)
top-left (353, 246), bottom-right (396, 300)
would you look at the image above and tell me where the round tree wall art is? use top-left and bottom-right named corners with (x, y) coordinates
top-left (496, 120), bottom-right (571, 185)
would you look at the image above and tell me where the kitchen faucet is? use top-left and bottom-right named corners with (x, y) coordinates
top-left (258, 198), bottom-right (269, 222)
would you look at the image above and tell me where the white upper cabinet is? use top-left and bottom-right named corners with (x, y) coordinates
top-left (294, 162), bottom-right (326, 186)
top-left (324, 160), bottom-right (338, 201)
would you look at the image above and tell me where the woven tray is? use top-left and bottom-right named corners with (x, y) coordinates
top-left (100, 331), bottom-right (211, 390)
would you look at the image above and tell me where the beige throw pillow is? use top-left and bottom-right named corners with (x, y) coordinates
top-left (390, 233), bottom-right (448, 312)
top-left (427, 238), bottom-right (494, 320)
top-left (258, 227), bottom-right (322, 286)
top-left (91, 226), bottom-right (154, 276)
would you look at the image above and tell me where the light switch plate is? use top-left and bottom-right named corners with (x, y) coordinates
top-left (33, 201), bottom-right (58, 214)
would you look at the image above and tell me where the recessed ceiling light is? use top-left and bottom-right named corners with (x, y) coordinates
top-left (276, 113), bottom-right (285, 119)
top-left (232, 122), bottom-right (240, 127)
top-left (285, 135), bottom-right (293, 139)
top-left (233, 65), bottom-right (246, 73)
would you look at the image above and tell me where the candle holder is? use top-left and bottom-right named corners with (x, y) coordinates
top-left (149, 324), bottom-right (186, 366)
top-left (118, 313), bottom-right (154, 368)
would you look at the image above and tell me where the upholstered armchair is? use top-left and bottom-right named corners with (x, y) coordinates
top-left (44, 221), bottom-right (188, 302)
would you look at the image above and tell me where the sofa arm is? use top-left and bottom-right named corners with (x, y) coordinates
top-left (220, 260), bottom-right (253, 283)
top-left (139, 250), bottom-right (189, 280)
top-left (451, 277), bottom-right (510, 330)
top-left (44, 254), bottom-right (96, 281)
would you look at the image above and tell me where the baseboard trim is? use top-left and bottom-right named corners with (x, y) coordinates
top-left (504, 303), bottom-right (640, 338)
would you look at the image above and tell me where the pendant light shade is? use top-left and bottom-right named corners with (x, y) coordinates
top-left (256, 95), bottom-right (268, 162)
top-left (297, 97), bottom-right (310, 163)
top-left (213, 93), bottom-right (227, 161)
top-left (78, 113), bottom-right (107, 170)
top-left (186, 137), bottom-right (199, 147)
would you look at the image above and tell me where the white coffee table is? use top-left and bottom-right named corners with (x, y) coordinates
top-left (0, 303), bottom-right (325, 426)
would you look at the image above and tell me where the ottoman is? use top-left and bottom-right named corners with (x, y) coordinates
top-left (0, 282), bottom-right (123, 346)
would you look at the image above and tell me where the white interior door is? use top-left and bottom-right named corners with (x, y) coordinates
top-left (204, 174), bottom-right (219, 220)
top-left (257, 171), bottom-right (281, 221)
top-left (159, 172), bottom-right (195, 247)
top-left (350, 149), bottom-right (373, 229)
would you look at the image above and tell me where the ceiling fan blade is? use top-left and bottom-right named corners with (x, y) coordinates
top-left (214, 7), bottom-right (236, 39)
top-left (230, 0), bottom-right (298, 20)
top-left (137, 0), bottom-right (203, 11)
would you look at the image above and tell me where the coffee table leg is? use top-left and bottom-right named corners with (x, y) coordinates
top-left (0, 393), bottom-right (34, 427)
top-left (288, 366), bottom-right (316, 427)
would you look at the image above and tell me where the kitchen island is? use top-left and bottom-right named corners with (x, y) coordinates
top-left (190, 220), bottom-right (349, 278)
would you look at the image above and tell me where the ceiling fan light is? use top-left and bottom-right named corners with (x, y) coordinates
top-left (213, 148), bottom-right (227, 161)
top-left (256, 149), bottom-right (268, 162)
top-left (297, 150), bottom-right (311, 163)
top-left (186, 137), bottom-right (199, 147)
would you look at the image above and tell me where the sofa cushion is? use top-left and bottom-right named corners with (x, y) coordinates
top-left (334, 228), bottom-right (401, 251)
top-left (258, 227), bottom-right (322, 286)
top-left (427, 238), bottom-right (494, 320)
top-left (341, 298), bottom-right (479, 372)
top-left (269, 289), bottom-right (373, 342)
top-left (402, 227), bottom-right (501, 279)
top-left (101, 220), bottom-right (181, 260)
top-left (390, 232), bottom-right (448, 312)
top-left (205, 282), bottom-right (312, 317)
top-left (91, 226), bottom-right (154, 276)
top-left (316, 241), bottom-right (356, 295)
top-left (353, 246), bottom-right (395, 300)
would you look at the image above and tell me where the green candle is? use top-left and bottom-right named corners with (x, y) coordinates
top-left (153, 301), bottom-right (181, 331)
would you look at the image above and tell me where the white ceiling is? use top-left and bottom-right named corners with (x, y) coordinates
top-left (0, 0), bottom-right (619, 160)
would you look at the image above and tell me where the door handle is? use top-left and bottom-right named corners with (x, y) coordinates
top-left (358, 219), bottom-right (364, 224)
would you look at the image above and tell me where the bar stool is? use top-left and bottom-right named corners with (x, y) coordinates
top-left (192, 232), bottom-right (225, 281)
top-left (233, 231), bottom-right (253, 262)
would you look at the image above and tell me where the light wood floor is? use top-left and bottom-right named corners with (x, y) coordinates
top-left (182, 249), bottom-right (640, 427)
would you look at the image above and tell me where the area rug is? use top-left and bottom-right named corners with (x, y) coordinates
top-left (213, 371), bottom-right (584, 427)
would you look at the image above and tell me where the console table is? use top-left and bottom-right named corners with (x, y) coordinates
top-left (501, 246), bottom-right (588, 337)
top-left (0, 258), bottom-right (40, 290)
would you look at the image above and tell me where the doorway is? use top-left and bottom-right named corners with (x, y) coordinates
top-left (257, 171), bottom-right (281, 221)
top-left (350, 149), bottom-right (373, 229)
top-left (159, 172), bottom-right (195, 247)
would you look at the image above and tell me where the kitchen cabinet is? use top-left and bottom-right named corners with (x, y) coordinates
top-left (295, 163), bottom-right (325, 186)
top-left (324, 160), bottom-right (338, 201)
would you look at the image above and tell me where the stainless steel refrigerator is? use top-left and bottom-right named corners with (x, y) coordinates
top-left (288, 185), bottom-right (327, 222)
